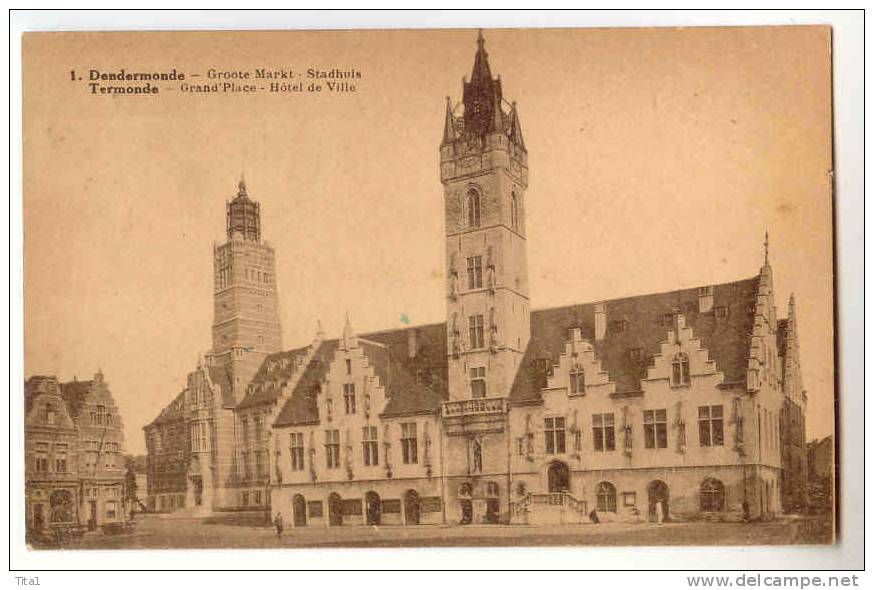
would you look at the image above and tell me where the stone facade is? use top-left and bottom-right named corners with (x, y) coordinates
top-left (145, 32), bottom-right (809, 525)
top-left (24, 372), bottom-right (127, 537)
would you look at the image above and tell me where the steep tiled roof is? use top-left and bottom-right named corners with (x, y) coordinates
top-left (273, 323), bottom-right (448, 427)
top-left (273, 341), bottom-right (339, 427)
top-left (510, 276), bottom-right (761, 404)
top-left (59, 379), bottom-right (94, 418)
top-left (272, 276), bottom-right (761, 424)
top-left (146, 390), bottom-right (187, 428)
top-left (206, 364), bottom-right (235, 409)
top-left (236, 346), bottom-right (311, 410)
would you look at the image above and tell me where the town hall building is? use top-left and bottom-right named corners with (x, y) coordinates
top-left (145, 32), bottom-right (808, 526)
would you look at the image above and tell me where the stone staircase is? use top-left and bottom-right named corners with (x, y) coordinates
top-left (511, 492), bottom-right (589, 525)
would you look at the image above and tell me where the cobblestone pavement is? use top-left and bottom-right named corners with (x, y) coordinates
top-left (62, 513), bottom-right (832, 550)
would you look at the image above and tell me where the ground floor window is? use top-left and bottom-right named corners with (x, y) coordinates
top-left (700, 478), bottom-right (725, 512)
top-left (596, 481), bottom-right (617, 512)
top-left (49, 489), bottom-right (75, 523)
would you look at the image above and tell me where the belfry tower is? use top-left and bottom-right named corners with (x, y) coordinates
top-left (209, 177), bottom-right (282, 403)
top-left (441, 31), bottom-right (530, 402)
top-left (440, 31), bottom-right (530, 524)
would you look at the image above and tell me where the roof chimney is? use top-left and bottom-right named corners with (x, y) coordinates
top-left (698, 285), bottom-right (714, 313)
top-left (408, 328), bottom-right (419, 359)
top-left (594, 302), bottom-right (606, 340)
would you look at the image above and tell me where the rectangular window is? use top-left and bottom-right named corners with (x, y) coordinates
top-left (106, 500), bottom-right (117, 520)
top-left (255, 451), bottom-right (263, 478)
top-left (289, 432), bottom-right (305, 471)
top-left (401, 422), bottom-right (418, 464)
top-left (569, 364), bottom-right (586, 395)
top-left (53, 443), bottom-right (68, 472)
top-left (45, 402), bottom-right (57, 425)
top-left (544, 417), bottom-right (566, 454)
top-left (644, 409), bottom-right (668, 449)
top-left (469, 366), bottom-right (487, 398)
top-left (592, 413), bottom-right (615, 451)
top-left (467, 256), bottom-right (483, 289)
top-left (345, 359), bottom-right (352, 374)
top-left (343, 383), bottom-right (356, 414)
top-left (35, 442), bottom-right (49, 472)
top-left (714, 306), bottom-right (728, 320)
top-left (698, 405), bottom-right (725, 447)
top-left (362, 426), bottom-right (379, 466)
top-left (325, 429), bottom-right (341, 469)
top-left (242, 451), bottom-right (252, 479)
top-left (469, 315), bottom-right (485, 349)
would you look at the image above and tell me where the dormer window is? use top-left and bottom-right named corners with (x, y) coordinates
top-left (671, 352), bottom-right (690, 386)
top-left (661, 313), bottom-right (675, 327)
top-left (569, 363), bottom-right (586, 395)
top-left (714, 306), bottom-right (728, 320)
top-left (45, 402), bottom-right (57, 425)
top-left (628, 348), bottom-right (644, 361)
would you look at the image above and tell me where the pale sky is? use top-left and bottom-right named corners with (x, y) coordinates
top-left (23, 27), bottom-right (833, 454)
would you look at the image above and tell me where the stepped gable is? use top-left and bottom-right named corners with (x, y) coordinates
top-left (273, 323), bottom-right (449, 427)
top-left (236, 345), bottom-right (311, 410)
top-left (510, 276), bottom-right (761, 405)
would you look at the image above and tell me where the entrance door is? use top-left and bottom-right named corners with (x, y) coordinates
top-left (548, 461), bottom-right (570, 493)
top-left (88, 500), bottom-right (98, 531)
top-left (328, 493), bottom-right (343, 526)
top-left (293, 494), bottom-right (307, 527)
top-left (403, 490), bottom-right (420, 525)
top-left (192, 477), bottom-right (203, 507)
top-left (33, 504), bottom-right (45, 532)
top-left (365, 491), bottom-right (381, 525)
top-left (648, 480), bottom-right (670, 522)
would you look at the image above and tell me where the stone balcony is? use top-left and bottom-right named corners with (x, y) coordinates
top-left (441, 397), bottom-right (509, 436)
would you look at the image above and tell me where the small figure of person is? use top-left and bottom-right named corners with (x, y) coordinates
top-left (742, 500), bottom-right (751, 523)
top-left (655, 500), bottom-right (664, 524)
top-left (588, 509), bottom-right (600, 524)
top-left (274, 512), bottom-right (284, 537)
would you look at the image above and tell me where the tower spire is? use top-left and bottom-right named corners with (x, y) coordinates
top-left (463, 29), bottom-right (502, 137)
top-left (238, 173), bottom-right (247, 198)
top-left (443, 96), bottom-right (457, 144)
top-left (509, 100), bottom-right (525, 150)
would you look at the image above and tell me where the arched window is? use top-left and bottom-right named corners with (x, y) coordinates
top-left (472, 438), bottom-right (483, 473)
top-left (672, 352), bottom-right (690, 386)
top-left (467, 189), bottom-right (481, 228)
top-left (486, 481), bottom-right (500, 497)
top-left (511, 192), bottom-right (519, 230)
top-left (700, 478), bottom-right (725, 512)
top-left (569, 362), bottom-right (585, 395)
top-left (596, 481), bottom-right (617, 512)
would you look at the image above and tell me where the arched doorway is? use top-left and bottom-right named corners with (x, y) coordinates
top-left (647, 480), bottom-right (670, 523)
top-left (292, 494), bottom-right (307, 527)
top-left (365, 491), bottom-right (381, 525)
top-left (485, 481), bottom-right (500, 524)
top-left (547, 461), bottom-right (570, 493)
top-left (404, 490), bottom-right (420, 525)
top-left (49, 489), bottom-right (74, 524)
top-left (328, 492), bottom-right (343, 526)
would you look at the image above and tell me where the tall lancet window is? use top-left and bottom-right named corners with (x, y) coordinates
top-left (672, 352), bottom-right (690, 386)
top-left (467, 189), bottom-right (481, 228)
top-left (511, 192), bottom-right (519, 230)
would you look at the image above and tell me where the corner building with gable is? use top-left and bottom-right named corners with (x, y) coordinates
top-left (147, 33), bottom-right (809, 526)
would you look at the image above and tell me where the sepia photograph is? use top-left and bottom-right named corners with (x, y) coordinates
top-left (11, 10), bottom-right (861, 575)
